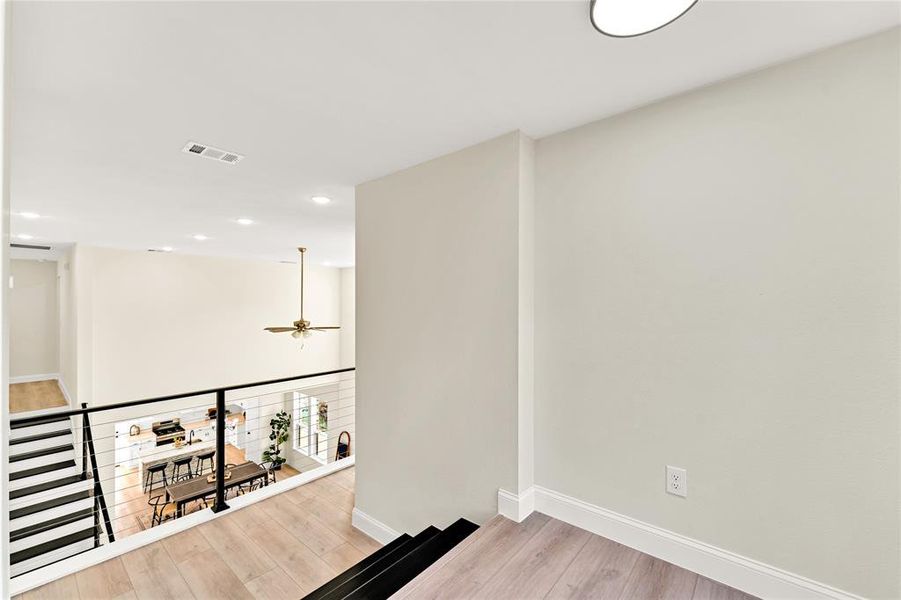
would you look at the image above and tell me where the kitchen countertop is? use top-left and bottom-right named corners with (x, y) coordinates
top-left (139, 440), bottom-right (216, 468)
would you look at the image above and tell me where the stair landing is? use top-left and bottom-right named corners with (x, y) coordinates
top-left (10, 380), bottom-right (68, 414)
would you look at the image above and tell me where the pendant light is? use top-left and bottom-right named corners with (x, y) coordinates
top-left (590, 0), bottom-right (699, 38)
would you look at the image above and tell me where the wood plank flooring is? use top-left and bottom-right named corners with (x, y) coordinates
top-left (9, 380), bottom-right (68, 413)
top-left (16, 467), bottom-right (368, 600)
top-left (396, 514), bottom-right (760, 600)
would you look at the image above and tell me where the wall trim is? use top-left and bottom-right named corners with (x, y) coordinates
top-left (497, 487), bottom-right (534, 523)
top-left (352, 507), bottom-right (401, 545)
top-left (517, 485), bottom-right (864, 600)
top-left (56, 377), bottom-right (73, 406)
top-left (9, 373), bottom-right (58, 384)
top-left (9, 456), bottom-right (355, 596)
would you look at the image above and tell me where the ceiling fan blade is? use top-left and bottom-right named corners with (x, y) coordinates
top-left (264, 327), bottom-right (298, 333)
top-left (308, 326), bottom-right (341, 331)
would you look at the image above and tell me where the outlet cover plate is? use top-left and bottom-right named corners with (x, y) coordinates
top-left (666, 465), bottom-right (687, 497)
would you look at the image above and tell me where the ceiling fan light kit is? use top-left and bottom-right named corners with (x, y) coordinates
top-left (264, 247), bottom-right (340, 344)
top-left (589, 0), bottom-right (699, 37)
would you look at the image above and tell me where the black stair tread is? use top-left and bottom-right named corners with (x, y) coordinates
top-left (10, 414), bottom-right (71, 429)
top-left (303, 533), bottom-right (415, 600)
top-left (10, 474), bottom-right (85, 500)
top-left (10, 428), bottom-right (71, 446)
top-left (11, 507), bottom-right (95, 542)
top-left (11, 528), bottom-right (95, 565)
top-left (10, 443), bottom-right (74, 463)
top-left (10, 490), bottom-right (92, 521)
top-left (344, 519), bottom-right (479, 599)
top-left (9, 459), bottom-right (76, 481)
top-left (315, 526), bottom-right (442, 600)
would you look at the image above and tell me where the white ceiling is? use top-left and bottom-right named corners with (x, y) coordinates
top-left (10, 1), bottom-right (900, 265)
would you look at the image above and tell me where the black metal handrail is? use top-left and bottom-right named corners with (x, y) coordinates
top-left (81, 403), bottom-right (116, 544)
top-left (10, 367), bottom-right (356, 535)
top-left (9, 367), bottom-right (355, 427)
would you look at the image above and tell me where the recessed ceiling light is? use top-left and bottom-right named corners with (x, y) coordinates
top-left (323, 261), bottom-right (332, 267)
top-left (160, 246), bottom-right (174, 252)
top-left (235, 217), bottom-right (254, 226)
top-left (19, 212), bottom-right (41, 220)
top-left (311, 195), bottom-right (332, 205)
top-left (192, 234), bottom-right (209, 241)
top-left (16, 234), bottom-right (34, 240)
top-left (589, 0), bottom-right (698, 37)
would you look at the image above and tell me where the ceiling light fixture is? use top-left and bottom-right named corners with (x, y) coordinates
top-left (160, 246), bottom-right (174, 252)
top-left (19, 212), bottom-right (41, 219)
top-left (311, 195), bottom-right (332, 205)
top-left (192, 234), bottom-right (209, 241)
top-left (589, 0), bottom-right (698, 37)
top-left (16, 234), bottom-right (34, 240)
top-left (235, 217), bottom-right (254, 226)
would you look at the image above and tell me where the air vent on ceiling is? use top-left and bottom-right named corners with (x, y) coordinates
top-left (11, 243), bottom-right (52, 251)
top-left (182, 141), bottom-right (244, 165)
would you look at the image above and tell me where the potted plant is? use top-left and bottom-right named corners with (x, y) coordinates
top-left (262, 410), bottom-right (291, 470)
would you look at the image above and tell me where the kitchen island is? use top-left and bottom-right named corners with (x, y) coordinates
top-left (139, 440), bottom-right (216, 483)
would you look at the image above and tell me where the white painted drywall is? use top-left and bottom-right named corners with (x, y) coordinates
top-left (355, 132), bottom-right (533, 532)
top-left (69, 246), bottom-right (343, 405)
top-left (340, 268), bottom-right (355, 369)
top-left (9, 259), bottom-right (58, 378)
top-left (534, 30), bottom-right (899, 599)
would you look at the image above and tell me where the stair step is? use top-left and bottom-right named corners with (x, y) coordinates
top-left (9, 474), bottom-right (89, 503)
top-left (11, 490), bottom-right (92, 521)
top-left (10, 443), bottom-right (75, 463)
top-left (303, 533), bottom-right (414, 600)
top-left (9, 463), bottom-right (79, 492)
top-left (9, 428), bottom-right (71, 447)
top-left (343, 519), bottom-right (479, 599)
top-left (10, 414), bottom-right (71, 430)
top-left (315, 527), bottom-right (442, 600)
top-left (10, 460), bottom-right (76, 482)
top-left (11, 509), bottom-right (94, 546)
top-left (10, 538), bottom-right (96, 578)
top-left (9, 446), bottom-right (76, 472)
top-left (11, 528), bottom-right (95, 566)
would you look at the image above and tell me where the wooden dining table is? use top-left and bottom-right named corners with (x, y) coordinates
top-left (165, 461), bottom-right (268, 517)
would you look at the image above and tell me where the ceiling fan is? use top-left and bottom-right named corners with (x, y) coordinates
top-left (264, 247), bottom-right (340, 339)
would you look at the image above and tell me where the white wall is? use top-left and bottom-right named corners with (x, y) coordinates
top-left (340, 267), bottom-right (355, 369)
top-left (72, 246), bottom-right (342, 405)
top-left (355, 132), bottom-right (533, 532)
top-left (534, 30), bottom-right (899, 599)
top-left (9, 259), bottom-right (58, 378)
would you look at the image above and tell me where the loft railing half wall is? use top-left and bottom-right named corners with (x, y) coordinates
top-left (7, 367), bottom-right (356, 581)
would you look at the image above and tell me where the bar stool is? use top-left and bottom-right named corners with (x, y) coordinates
top-left (172, 456), bottom-right (194, 482)
top-left (144, 462), bottom-right (168, 493)
top-left (196, 450), bottom-right (215, 476)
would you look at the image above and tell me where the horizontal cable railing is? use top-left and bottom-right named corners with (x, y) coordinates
top-left (8, 368), bottom-right (356, 579)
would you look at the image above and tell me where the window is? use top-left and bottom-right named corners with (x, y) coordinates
top-left (293, 392), bottom-right (328, 463)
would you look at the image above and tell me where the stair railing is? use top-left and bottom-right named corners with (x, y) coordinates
top-left (81, 403), bottom-right (116, 544)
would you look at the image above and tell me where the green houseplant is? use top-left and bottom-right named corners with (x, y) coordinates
top-left (262, 410), bottom-right (291, 470)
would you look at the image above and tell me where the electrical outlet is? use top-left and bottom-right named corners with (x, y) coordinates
top-left (666, 466), bottom-right (687, 497)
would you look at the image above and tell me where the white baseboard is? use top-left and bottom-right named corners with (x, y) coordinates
top-left (57, 377), bottom-right (74, 406)
top-left (9, 373), bottom-right (59, 384)
top-left (497, 487), bottom-right (534, 523)
top-left (503, 485), bottom-right (864, 600)
top-left (9, 456), bottom-right (355, 596)
top-left (352, 507), bottom-right (402, 545)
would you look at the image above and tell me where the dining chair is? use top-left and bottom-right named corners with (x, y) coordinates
top-left (148, 494), bottom-right (174, 527)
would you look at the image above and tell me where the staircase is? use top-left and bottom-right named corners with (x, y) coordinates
top-left (304, 518), bottom-right (479, 600)
top-left (8, 411), bottom-right (100, 578)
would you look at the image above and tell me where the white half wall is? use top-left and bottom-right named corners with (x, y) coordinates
top-left (9, 259), bottom-right (58, 379)
top-left (355, 131), bottom-right (533, 533)
top-left (533, 30), bottom-right (899, 600)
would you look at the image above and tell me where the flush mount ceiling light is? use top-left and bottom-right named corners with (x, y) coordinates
top-left (590, 0), bottom-right (698, 37)
top-left (18, 212), bottom-right (41, 219)
top-left (235, 217), bottom-right (254, 226)
top-left (311, 195), bottom-right (331, 205)
top-left (192, 234), bottom-right (209, 241)
top-left (16, 234), bottom-right (34, 240)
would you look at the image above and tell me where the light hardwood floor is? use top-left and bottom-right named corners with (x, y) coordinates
top-left (10, 380), bottom-right (68, 413)
top-left (395, 513), bottom-right (760, 600)
top-left (16, 467), bottom-right (373, 600)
